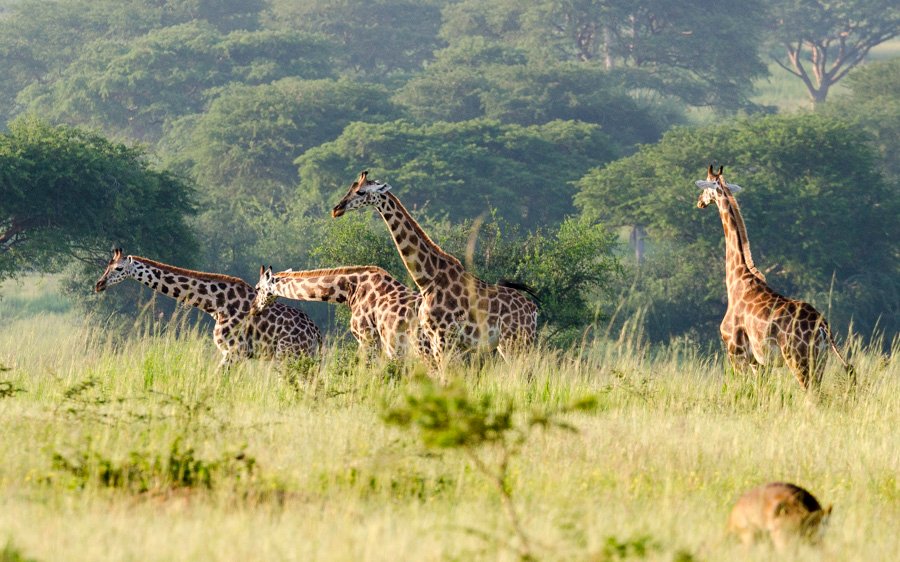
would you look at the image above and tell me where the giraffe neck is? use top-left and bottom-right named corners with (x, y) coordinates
top-left (721, 189), bottom-right (766, 283)
top-left (374, 193), bottom-right (463, 289)
top-left (128, 257), bottom-right (248, 317)
top-left (272, 267), bottom-right (382, 304)
top-left (714, 194), bottom-right (763, 298)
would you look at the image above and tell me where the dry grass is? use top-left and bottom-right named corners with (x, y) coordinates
top-left (0, 279), bottom-right (897, 561)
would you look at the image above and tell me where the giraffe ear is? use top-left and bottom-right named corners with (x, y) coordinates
top-left (718, 165), bottom-right (724, 175)
top-left (708, 164), bottom-right (714, 175)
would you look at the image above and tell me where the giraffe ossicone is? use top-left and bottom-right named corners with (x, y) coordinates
top-left (696, 165), bottom-right (853, 389)
top-left (332, 170), bottom-right (538, 362)
top-left (94, 249), bottom-right (321, 368)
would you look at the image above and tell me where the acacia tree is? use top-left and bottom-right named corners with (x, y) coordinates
top-left (767, 0), bottom-right (900, 105)
top-left (0, 118), bottom-right (196, 282)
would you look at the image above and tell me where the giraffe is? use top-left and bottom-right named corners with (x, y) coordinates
top-left (331, 171), bottom-right (538, 361)
top-left (94, 249), bottom-right (321, 368)
top-left (696, 166), bottom-right (854, 389)
top-left (251, 265), bottom-right (430, 360)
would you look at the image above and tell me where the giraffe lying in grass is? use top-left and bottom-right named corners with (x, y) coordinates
top-left (696, 166), bottom-right (854, 389)
top-left (94, 249), bottom-right (321, 368)
top-left (252, 265), bottom-right (430, 360)
top-left (332, 171), bottom-right (538, 362)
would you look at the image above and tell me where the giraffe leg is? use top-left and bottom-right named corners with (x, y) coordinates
top-left (780, 346), bottom-right (811, 390)
top-left (724, 328), bottom-right (759, 377)
top-left (219, 351), bottom-right (237, 371)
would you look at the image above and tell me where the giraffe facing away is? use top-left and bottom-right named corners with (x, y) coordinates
top-left (94, 249), bottom-right (321, 368)
top-left (696, 166), bottom-right (853, 389)
top-left (331, 171), bottom-right (538, 361)
top-left (251, 265), bottom-right (430, 360)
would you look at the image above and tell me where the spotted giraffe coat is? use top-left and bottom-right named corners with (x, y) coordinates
top-left (253, 265), bottom-right (430, 359)
top-left (331, 171), bottom-right (538, 361)
top-left (95, 250), bottom-right (321, 367)
top-left (696, 166), bottom-right (853, 388)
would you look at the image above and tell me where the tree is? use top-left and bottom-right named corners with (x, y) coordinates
top-left (0, 0), bottom-right (268, 125)
top-left (0, 117), bottom-right (196, 283)
top-left (160, 78), bottom-right (402, 275)
top-left (164, 78), bottom-right (401, 200)
top-left (395, 39), bottom-right (674, 147)
top-left (826, 58), bottom-right (900, 180)
top-left (295, 119), bottom-right (619, 229)
top-left (305, 211), bottom-right (621, 344)
top-left (18, 24), bottom-right (336, 141)
top-left (575, 113), bottom-right (899, 341)
top-left (766, 0), bottom-right (900, 105)
top-left (266, 0), bottom-right (446, 76)
top-left (440, 0), bottom-right (769, 110)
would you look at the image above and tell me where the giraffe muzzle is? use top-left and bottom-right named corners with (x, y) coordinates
top-left (94, 280), bottom-right (107, 292)
top-left (331, 205), bottom-right (346, 218)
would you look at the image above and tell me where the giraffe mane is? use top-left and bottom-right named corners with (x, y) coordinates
top-left (275, 266), bottom-right (391, 278)
top-left (717, 183), bottom-right (766, 283)
top-left (385, 192), bottom-right (463, 268)
top-left (130, 256), bottom-right (249, 286)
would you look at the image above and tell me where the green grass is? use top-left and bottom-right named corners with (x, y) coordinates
top-left (0, 280), bottom-right (897, 561)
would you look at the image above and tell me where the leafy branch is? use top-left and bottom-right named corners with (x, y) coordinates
top-left (383, 377), bottom-right (597, 560)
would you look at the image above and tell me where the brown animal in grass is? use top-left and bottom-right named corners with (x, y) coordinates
top-left (728, 482), bottom-right (832, 550)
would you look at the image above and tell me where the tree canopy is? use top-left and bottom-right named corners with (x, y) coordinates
top-left (296, 119), bottom-right (620, 228)
top-left (766, 0), bottom-right (900, 104)
top-left (440, 0), bottom-right (769, 110)
top-left (576, 113), bottom-right (899, 340)
top-left (395, 40), bottom-right (674, 147)
top-left (18, 24), bottom-right (336, 141)
top-left (0, 118), bottom-right (196, 281)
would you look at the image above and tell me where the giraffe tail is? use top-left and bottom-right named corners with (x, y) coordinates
top-left (498, 279), bottom-right (542, 306)
top-left (821, 324), bottom-right (856, 384)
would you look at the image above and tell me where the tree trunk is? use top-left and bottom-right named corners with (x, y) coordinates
top-left (630, 224), bottom-right (646, 264)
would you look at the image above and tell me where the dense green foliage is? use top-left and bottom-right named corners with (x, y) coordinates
top-left (20, 24), bottom-right (335, 141)
top-left (295, 119), bottom-right (618, 227)
top-left (827, 58), bottom-right (900, 180)
top-left (279, 212), bottom-right (620, 343)
top-left (0, 0), bottom-right (896, 346)
top-left (440, 0), bottom-right (769, 110)
top-left (576, 113), bottom-right (899, 341)
top-left (0, 118), bottom-right (196, 283)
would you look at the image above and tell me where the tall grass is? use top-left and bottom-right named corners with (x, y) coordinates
top-left (0, 280), bottom-right (897, 561)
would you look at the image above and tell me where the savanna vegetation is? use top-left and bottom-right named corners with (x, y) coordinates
top-left (0, 0), bottom-right (898, 560)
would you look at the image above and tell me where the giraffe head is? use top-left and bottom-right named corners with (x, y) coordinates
top-left (696, 165), bottom-right (742, 208)
top-left (94, 248), bottom-right (134, 292)
top-left (250, 265), bottom-right (278, 316)
top-left (331, 170), bottom-right (393, 218)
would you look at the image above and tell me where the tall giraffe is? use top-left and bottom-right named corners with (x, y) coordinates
top-left (94, 249), bottom-right (321, 367)
top-left (331, 171), bottom-right (538, 361)
top-left (696, 166), bottom-right (853, 389)
top-left (251, 265), bottom-right (429, 359)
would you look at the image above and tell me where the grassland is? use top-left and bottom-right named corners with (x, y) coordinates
top-left (0, 278), bottom-right (897, 561)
